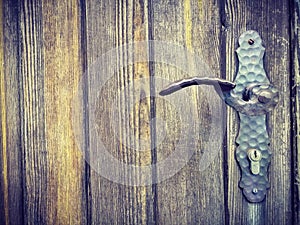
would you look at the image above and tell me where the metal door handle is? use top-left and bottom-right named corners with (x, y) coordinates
top-left (159, 30), bottom-right (279, 202)
top-left (159, 77), bottom-right (236, 97)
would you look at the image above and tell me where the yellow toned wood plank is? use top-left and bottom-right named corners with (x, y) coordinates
top-left (224, 0), bottom-right (292, 224)
top-left (0, 0), bottom-right (9, 224)
top-left (86, 0), bottom-right (156, 224)
top-left (153, 0), bottom-right (226, 224)
top-left (0, 1), bottom-right (24, 224)
top-left (183, 0), bottom-right (192, 51)
top-left (42, 1), bottom-right (86, 224)
top-left (19, 1), bottom-right (48, 223)
top-left (132, 1), bottom-right (154, 223)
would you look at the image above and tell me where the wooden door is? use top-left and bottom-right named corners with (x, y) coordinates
top-left (0, 0), bottom-right (299, 224)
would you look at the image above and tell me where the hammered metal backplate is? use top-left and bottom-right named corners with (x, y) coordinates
top-left (230, 30), bottom-right (275, 202)
top-left (159, 30), bottom-right (279, 203)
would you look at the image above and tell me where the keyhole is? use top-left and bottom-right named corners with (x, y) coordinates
top-left (248, 149), bottom-right (262, 162)
top-left (254, 150), bottom-right (257, 158)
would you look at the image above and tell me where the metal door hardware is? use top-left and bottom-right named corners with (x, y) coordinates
top-left (248, 149), bottom-right (262, 175)
top-left (159, 30), bottom-right (279, 203)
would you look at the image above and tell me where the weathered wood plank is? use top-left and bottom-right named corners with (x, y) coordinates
top-left (42, 1), bottom-right (86, 224)
top-left (292, 0), bottom-right (300, 224)
top-left (19, 1), bottom-right (47, 223)
top-left (0, 1), bottom-right (24, 224)
top-left (0, 0), bottom-right (8, 224)
top-left (0, 1), bottom-right (296, 224)
top-left (152, 0), bottom-right (226, 224)
top-left (85, 0), bottom-right (156, 224)
top-left (224, 0), bottom-right (292, 224)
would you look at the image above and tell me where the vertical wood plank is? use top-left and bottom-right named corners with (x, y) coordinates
top-left (224, 0), bottom-right (292, 224)
top-left (152, 0), bottom-right (226, 224)
top-left (42, 1), bottom-right (86, 224)
top-left (0, 1), bottom-right (296, 224)
top-left (0, 1), bottom-right (24, 224)
top-left (85, 0), bottom-right (156, 224)
top-left (0, 0), bottom-right (8, 224)
top-left (292, 0), bottom-right (300, 224)
top-left (19, 1), bottom-right (47, 223)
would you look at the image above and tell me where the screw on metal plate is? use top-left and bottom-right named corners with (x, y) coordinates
top-left (159, 30), bottom-right (279, 203)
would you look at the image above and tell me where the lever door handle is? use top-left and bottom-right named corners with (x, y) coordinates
top-left (159, 77), bottom-right (236, 97)
top-left (159, 30), bottom-right (279, 203)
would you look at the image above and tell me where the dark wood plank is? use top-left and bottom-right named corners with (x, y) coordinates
top-left (292, 0), bottom-right (300, 224)
top-left (152, 0), bottom-right (226, 224)
top-left (42, 1), bottom-right (86, 224)
top-left (0, 1), bottom-right (8, 224)
top-left (0, 1), bottom-right (24, 224)
top-left (224, 0), bottom-right (292, 224)
top-left (85, 0), bottom-right (156, 224)
top-left (1, 1), bottom-right (88, 224)
top-left (0, 1), bottom-right (296, 224)
top-left (19, 1), bottom-right (47, 223)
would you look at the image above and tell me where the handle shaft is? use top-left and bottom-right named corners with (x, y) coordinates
top-left (159, 77), bottom-right (235, 96)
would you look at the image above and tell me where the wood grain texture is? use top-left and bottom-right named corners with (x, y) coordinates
top-left (152, 0), bottom-right (226, 224)
top-left (0, 0), bottom-right (8, 224)
top-left (292, 0), bottom-right (300, 224)
top-left (224, 0), bottom-right (292, 224)
top-left (0, 1), bottom-right (24, 224)
top-left (42, 1), bottom-right (86, 224)
top-left (85, 0), bottom-right (156, 224)
top-left (0, 1), bottom-right (88, 224)
top-left (20, 1), bottom-right (47, 223)
top-left (0, 0), bottom-right (298, 224)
